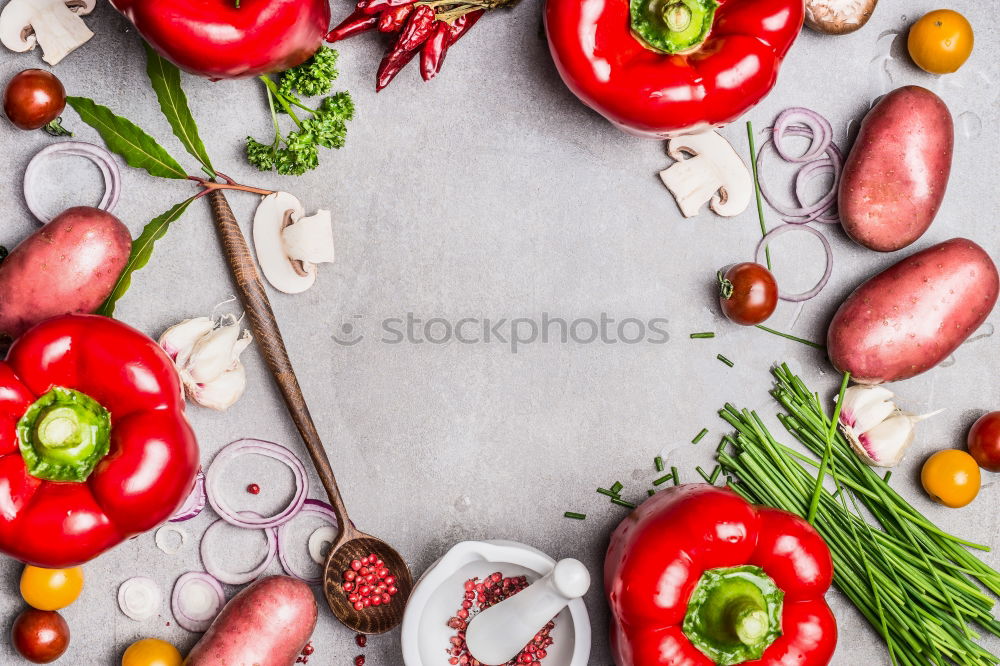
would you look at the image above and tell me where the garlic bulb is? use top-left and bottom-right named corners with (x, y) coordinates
top-left (158, 314), bottom-right (252, 411)
top-left (837, 385), bottom-right (940, 467)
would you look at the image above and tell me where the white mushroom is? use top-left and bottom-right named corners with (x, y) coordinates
top-left (0, 0), bottom-right (96, 66)
top-left (253, 192), bottom-right (336, 294)
top-left (806, 0), bottom-right (878, 35)
top-left (659, 130), bottom-right (752, 218)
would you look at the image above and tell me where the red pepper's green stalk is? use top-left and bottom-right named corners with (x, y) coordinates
top-left (630, 0), bottom-right (718, 54)
top-left (682, 565), bottom-right (783, 665)
top-left (17, 387), bottom-right (111, 482)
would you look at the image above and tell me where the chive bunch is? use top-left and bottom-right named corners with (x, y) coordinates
top-left (717, 364), bottom-right (1000, 666)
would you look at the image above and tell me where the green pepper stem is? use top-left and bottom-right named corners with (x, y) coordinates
top-left (630, 0), bottom-right (718, 54)
top-left (17, 387), bottom-right (111, 483)
top-left (663, 1), bottom-right (693, 32)
top-left (726, 598), bottom-right (770, 644)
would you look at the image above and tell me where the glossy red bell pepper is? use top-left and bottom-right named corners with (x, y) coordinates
top-left (545, 0), bottom-right (804, 137)
top-left (0, 315), bottom-right (199, 568)
top-left (110, 0), bottom-right (330, 79)
top-left (606, 484), bottom-right (837, 666)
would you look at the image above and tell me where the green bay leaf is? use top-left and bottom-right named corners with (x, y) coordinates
top-left (66, 96), bottom-right (188, 180)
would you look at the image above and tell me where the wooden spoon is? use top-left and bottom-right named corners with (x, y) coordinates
top-left (208, 191), bottom-right (412, 634)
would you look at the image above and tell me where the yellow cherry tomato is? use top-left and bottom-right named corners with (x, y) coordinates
top-left (908, 9), bottom-right (974, 74)
top-left (921, 449), bottom-right (981, 508)
top-left (122, 638), bottom-right (182, 666)
top-left (19, 565), bottom-right (84, 611)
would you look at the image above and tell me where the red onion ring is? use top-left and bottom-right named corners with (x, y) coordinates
top-left (200, 511), bottom-right (277, 586)
top-left (205, 438), bottom-right (308, 529)
top-left (755, 224), bottom-right (833, 302)
top-left (170, 469), bottom-right (205, 522)
top-left (757, 128), bottom-right (841, 220)
top-left (276, 498), bottom-right (340, 584)
top-left (23, 141), bottom-right (122, 224)
top-left (155, 524), bottom-right (188, 555)
top-left (772, 108), bottom-right (833, 163)
top-left (171, 572), bottom-right (225, 633)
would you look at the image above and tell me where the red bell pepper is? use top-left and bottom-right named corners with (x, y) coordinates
top-left (544, 0), bottom-right (804, 137)
top-left (606, 484), bottom-right (837, 666)
top-left (0, 315), bottom-right (199, 568)
top-left (110, 0), bottom-right (330, 79)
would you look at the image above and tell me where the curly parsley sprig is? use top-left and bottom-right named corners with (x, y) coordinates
top-left (247, 47), bottom-right (354, 177)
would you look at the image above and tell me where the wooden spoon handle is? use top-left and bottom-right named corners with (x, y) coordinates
top-left (207, 191), bottom-right (355, 534)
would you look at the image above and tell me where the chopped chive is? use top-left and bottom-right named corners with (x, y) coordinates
top-left (647, 489), bottom-right (656, 497)
top-left (596, 487), bottom-right (618, 498)
top-left (652, 473), bottom-right (673, 486)
top-left (754, 324), bottom-right (825, 350)
top-left (883, 471), bottom-right (892, 484)
top-left (696, 466), bottom-right (711, 483)
top-left (611, 481), bottom-right (623, 494)
top-left (716, 440), bottom-right (728, 454)
top-left (611, 498), bottom-right (636, 509)
top-left (671, 467), bottom-right (680, 485)
top-left (690, 332), bottom-right (715, 339)
top-left (709, 465), bottom-right (722, 484)
top-left (717, 354), bottom-right (735, 368)
top-left (654, 456), bottom-right (664, 472)
top-left (692, 428), bottom-right (709, 444)
top-left (747, 121), bottom-right (772, 271)
top-left (563, 511), bottom-right (586, 520)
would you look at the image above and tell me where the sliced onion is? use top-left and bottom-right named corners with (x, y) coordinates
top-left (309, 527), bottom-right (338, 565)
top-left (772, 108), bottom-right (833, 163)
top-left (276, 498), bottom-right (340, 583)
top-left (205, 438), bottom-right (308, 529)
top-left (118, 577), bottom-right (161, 621)
top-left (755, 224), bottom-right (833, 302)
top-left (201, 511), bottom-right (277, 585)
top-left (23, 141), bottom-right (122, 224)
top-left (170, 469), bottom-right (206, 522)
top-left (172, 572), bottom-right (225, 633)
top-left (757, 128), bottom-right (841, 220)
top-left (155, 525), bottom-right (188, 555)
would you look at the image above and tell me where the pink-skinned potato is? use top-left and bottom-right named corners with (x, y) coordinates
top-left (838, 86), bottom-right (953, 252)
top-left (0, 207), bottom-right (130, 342)
top-left (185, 576), bottom-right (317, 666)
top-left (828, 238), bottom-right (999, 384)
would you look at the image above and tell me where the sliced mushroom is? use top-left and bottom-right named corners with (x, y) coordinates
top-left (0, 0), bottom-right (96, 65)
top-left (806, 0), bottom-right (878, 35)
top-left (659, 130), bottom-right (752, 218)
top-left (253, 192), bottom-right (336, 294)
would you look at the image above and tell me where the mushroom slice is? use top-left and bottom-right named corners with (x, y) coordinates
top-left (806, 0), bottom-right (878, 35)
top-left (253, 192), bottom-right (335, 295)
top-left (659, 130), bottom-right (752, 218)
top-left (0, 0), bottom-right (97, 65)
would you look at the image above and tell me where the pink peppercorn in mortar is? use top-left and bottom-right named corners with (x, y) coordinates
top-left (445, 572), bottom-right (555, 665)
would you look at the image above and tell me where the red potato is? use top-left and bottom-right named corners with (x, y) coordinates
top-left (838, 86), bottom-right (953, 252)
top-left (827, 238), bottom-right (999, 384)
top-left (0, 207), bottom-right (131, 342)
top-left (185, 576), bottom-right (317, 666)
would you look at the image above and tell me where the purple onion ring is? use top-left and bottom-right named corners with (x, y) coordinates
top-left (755, 224), bottom-right (833, 302)
top-left (23, 141), bottom-right (121, 224)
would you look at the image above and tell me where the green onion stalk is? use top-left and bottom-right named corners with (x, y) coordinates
top-left (716, 364), bottom-right (1000, 666)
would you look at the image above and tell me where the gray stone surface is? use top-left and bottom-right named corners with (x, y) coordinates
top-left (0, 0), bottom-right (998, 663)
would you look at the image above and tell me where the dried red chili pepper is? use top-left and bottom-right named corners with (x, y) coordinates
top-left (397, 5), bottom-right (437, 51)
top-left (327, 10), bottom-right (378, 42)
top-left (358, 0), bottom-right (413, 15)
top-left (448, 9), bottom-right (483, 44)
top-left (420, 22), bottom-right (452, 81)
top-left (378, 4), bottom-right (413, 33)
top-left (376, 44), bottom-right (419, 90)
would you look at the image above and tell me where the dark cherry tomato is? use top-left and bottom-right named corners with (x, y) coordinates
top-left (3, 69), bottom-right (66, 131)
top-left (718, 262), bottom-right (778, 326)
top-left (11, 608), bottom-right (69, 663)
top-left (968, 411), bottom-right (1000, 472)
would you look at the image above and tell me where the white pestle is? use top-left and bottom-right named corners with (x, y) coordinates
top-left (464, 559), bottom-right (591, 665)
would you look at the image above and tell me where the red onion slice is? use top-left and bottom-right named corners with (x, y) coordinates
top-left (205, 439), bottom-right (308, 529)
top-left (171, 572), bottom-right (225, 633)
top-left (170, 469), bottom-right (205, 522)
top-left (118, 577), bottom-right (161, 621)
top-left (23, 141), bottom-right (122, 224)
top-left (155, 525), bottom-right (188, 555)
top-left (276, 498), bottom-right (340, 584)
top-left (200, 511), bottom-right (277, 585)
top-left (772, 108), bottom-right (833, 163)
top-left (757, 128), bottom-right (841, 220)
top-left (755, 224), bottom-right (833, 302)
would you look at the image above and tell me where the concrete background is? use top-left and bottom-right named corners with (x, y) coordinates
top-left (0, 0), bottom-right (998, 663)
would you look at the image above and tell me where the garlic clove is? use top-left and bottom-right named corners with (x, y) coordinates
top-left (158, 317), bottom-right (214, 363)
top-left (838, 385), bottom-right (894, 427)
top-left (188, 363), bottom-right (248, 411)
top-left (853, 414), bottom-right (918, 467)
top-left (851, 398), bottom-right (896, 435)
top-left (184, 314), bottom-right (253, 384)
